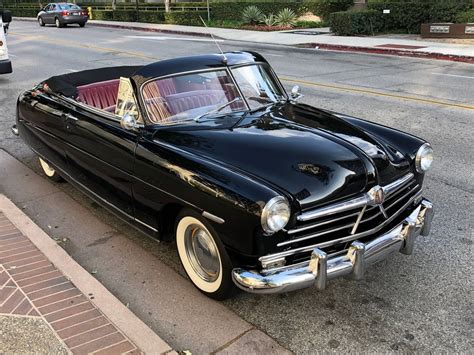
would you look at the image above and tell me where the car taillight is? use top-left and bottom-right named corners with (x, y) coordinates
top-left (61, 10), bottom-right (70, 16)
top-left (82, 11), bottom-right (88, 16)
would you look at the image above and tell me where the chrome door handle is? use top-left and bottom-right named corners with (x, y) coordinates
top-left (65, 113), bottom-right (78, 121)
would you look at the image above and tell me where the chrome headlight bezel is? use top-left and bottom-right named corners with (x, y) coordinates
top-left (261, 196), bottom-right (291, 235)
top-left (415, 143), bottom-right (433, 173)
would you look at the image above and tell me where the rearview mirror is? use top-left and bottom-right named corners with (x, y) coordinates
top-left (1, 10), bottom-right (12, 24)
top-left (120, 114), bottom-right (138, 131)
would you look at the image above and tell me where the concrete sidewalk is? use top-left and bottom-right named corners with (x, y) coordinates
top-left (14, 17), bottom-right (474, 62)
top-left (0, 148), bottom-right (292, 354)
top-left (0, 194), bottom-right (173, 354)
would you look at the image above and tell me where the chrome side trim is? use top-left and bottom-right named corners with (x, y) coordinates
top-left (296, 173), bottom-right (414, 223)
top-left (233, 199), bottom-right (433, 294)
top-left (269, 189), bottom-right (423, 259)
top-left (202, 211), bottom-right (225, 224)
top-left (134, 218), bottom-right (159, 232)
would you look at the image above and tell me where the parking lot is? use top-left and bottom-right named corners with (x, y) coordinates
top-left (1, 20), bottom-right (472, 353)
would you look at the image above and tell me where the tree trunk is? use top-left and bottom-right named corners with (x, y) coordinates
top-left (165, 0), bottom-right (170, 13)
top-left (112, 0), bottom-right (117, 11)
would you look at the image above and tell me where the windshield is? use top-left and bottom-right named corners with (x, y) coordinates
top-left (142, 64), bottom-right (287, 125)
top-left (231, 64), bottom-right (286, 109)
top-left (143, 69), bottom-right (246, 124)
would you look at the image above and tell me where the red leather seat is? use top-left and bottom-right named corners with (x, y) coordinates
top-left (165, 90), bottom-right (223, 115)
top-left (76, 79), bottom-right (120, 110)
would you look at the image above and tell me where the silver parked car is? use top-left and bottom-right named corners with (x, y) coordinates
top-left (37, 3), bottom-right (88, 28)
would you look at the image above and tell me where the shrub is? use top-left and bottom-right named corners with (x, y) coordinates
top-left (91, 10), bottom-right (114, 21)
top-left (295, 20), bottom-right (325, 28)
top-left (262, 13), bottom-right (277, 26)
top-left (164, 11), bottom-right (207, 26)
top-left (112, 10), bottom-right (136, 22)
top-left (275, 8), bottom-right (298, 27)
top-left (368, 0), bottom-right (471, 33)
top-left (212, 2), bottom-right (308, 21)
top-left (139, 11), bottom-right (166, 24)
top-left (329, 9), bottom-right (384, 35)
top-left (9, 8), bottom-right (38, 17)
top-left (241, 5), bottom-right (264, 25)
top-left (456, 9), bottom-right (474, 23)
top-left (313, 0), bottom-right (354, 20)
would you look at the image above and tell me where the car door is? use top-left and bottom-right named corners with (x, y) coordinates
top-left (63, 79), bottom-right (139, 220)
top-left (46, 4), bottom-right (57, 23)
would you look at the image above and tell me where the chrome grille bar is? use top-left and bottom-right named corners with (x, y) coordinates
top-left (288, 211), bottom-right (359, 235)
top-left (296, 173), bottom-right (414, 223)
top-left (267, 188), bottom-right (422, 262)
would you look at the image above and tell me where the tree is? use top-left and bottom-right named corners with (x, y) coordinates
top-left (165, 0), bottom-right (170, 13)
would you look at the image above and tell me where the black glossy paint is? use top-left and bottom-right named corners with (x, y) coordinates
top-left (16, 52), bottom-right (427, 267)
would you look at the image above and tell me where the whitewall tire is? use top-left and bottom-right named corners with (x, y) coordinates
top-left (176, 209), bottom-right (235, 299)
top-left (39, 157), bottom-right (63, 182)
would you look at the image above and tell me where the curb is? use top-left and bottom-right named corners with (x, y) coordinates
top-left (295, 43), bottom-right (474, 64)
top-left (0, 194), bottom-right (174, 355)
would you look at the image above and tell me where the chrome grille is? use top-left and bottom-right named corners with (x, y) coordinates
top-left (279, 173), bottom-right (421, 249)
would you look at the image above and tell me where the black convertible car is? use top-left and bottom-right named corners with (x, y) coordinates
top-left (14, 52), bottom-right (434, 299)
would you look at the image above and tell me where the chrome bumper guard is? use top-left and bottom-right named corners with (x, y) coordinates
top-left (232, 199), bottom-right (434, 294)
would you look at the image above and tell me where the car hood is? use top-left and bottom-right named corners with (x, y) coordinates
top-left (154, 103), bottom-right (411, 209)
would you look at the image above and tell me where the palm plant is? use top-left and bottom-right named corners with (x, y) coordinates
top-left (275, 8), bottom-right (298, 27)
top-left (241, 5), bottom-right (264, 25)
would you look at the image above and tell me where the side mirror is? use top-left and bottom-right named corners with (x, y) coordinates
top-left (120, 114), bottom-right (138, 130)
top-left (290, 85), bottom-right (301, 99)
top-left (2, 10), bottom-right (12, 24)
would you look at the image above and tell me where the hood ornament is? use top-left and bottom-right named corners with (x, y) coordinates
top-left (367, 185), bottom-right (388, 219)
top-left (297, 163), bottom-right (321, 176)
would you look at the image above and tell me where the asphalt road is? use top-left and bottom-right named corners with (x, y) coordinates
top-left (1, 21), bottom-right (473, 353)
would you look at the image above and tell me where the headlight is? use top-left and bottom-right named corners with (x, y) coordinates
top-left (261, 196), bottom-right (290, 234)
top-left (415, 143), bottom-right (433, 173)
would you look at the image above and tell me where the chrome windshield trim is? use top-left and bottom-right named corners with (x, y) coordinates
top-left (296, 173), bottom-right (414, 223)
top-left (262, 189), bottom-right (423, 263)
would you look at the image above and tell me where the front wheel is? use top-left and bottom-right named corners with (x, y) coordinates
top-left (39, 157), bottom-right (63, 182)
top-left (175, 209), bottom-right (236, 300)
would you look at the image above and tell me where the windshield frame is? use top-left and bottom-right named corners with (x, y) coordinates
top-left (230, 62), bottom-right (288, 106)
top-left (139, 63), bottom-right (287, 127)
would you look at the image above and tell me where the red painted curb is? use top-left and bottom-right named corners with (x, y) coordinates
top-left (296, 43), bottom-right (474, 64)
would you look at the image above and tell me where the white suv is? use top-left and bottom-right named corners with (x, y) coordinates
top-left (0, 10), bottom-right (12, 74)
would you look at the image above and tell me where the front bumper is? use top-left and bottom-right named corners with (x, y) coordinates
top-left (0, 59), bottom-right (12, 74)
top-left (232, 199), bottom-right (434, 294)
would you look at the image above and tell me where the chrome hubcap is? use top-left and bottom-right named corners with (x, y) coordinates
top-left (184, 225), bottom-right (220, 282)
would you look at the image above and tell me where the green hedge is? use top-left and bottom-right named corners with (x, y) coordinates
top-left (164, 11), bottom-right (208, 26)
top-left (368, 0), bottom-right (471, 33)
top-left (139, 10), bottom-right (166, 23)
top-left (312, 0), bottom-right (353, 20)
top-left (9, 8), bottom-right (38, 17)
top-left (211, 1), bottom-right (311, 20)
top-left (456, 9), bottom-right (474, 23)
top-left (329, 9), bottom-right (384, 35)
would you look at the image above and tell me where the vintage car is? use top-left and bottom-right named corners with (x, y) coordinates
top-left (14, 52), bottom-right (434, 299)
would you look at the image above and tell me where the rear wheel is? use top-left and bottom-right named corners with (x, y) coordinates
top-left (38, 17), bottom-right (45, 26)
top-left (79, 22), bottom-right (85, 27)
top-left (175, 209), bottom-right (236, 300)
top-left (39, 158), bottom-right (63, 182)
top-left (55, 18), bottom-right (62, 28)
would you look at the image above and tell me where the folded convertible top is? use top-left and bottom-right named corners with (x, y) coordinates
top-left (43, 66), bottom-right (143, 97)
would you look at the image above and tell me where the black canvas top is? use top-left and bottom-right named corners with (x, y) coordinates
top-left (44, 66), bottom-right (142, 97)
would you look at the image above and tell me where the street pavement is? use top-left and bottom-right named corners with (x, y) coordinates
top-left (1, 21), bottom-right (473, 353)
